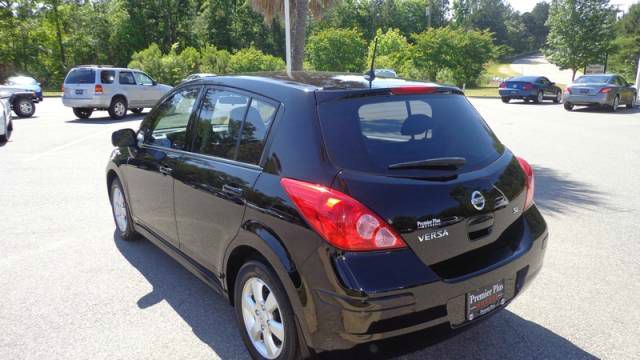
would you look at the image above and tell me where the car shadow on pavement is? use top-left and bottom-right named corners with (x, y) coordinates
top-left (114, 233), bottom-right (250, 359)
top-left (572, 106), bottom-right (640, 115)
top-left (115, 232), bottom-right (597, 360)
top-left (66, 113), bottom-right (146, 124)
top-left (532, 165), bottom-right (611, 215)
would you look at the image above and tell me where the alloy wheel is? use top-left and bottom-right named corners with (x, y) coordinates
top-left (112, 186), bottom-right (128, 232)
top-left (114, 101), bottom-right (126, 117)
top-left (241, 277), bottom-right (285, 359)
top-left (19, 100), bottom-right (33, 114)
top-left (538, 91), bottom-right (544, 103)
top-left (612, 96), bottom-right (619, 111)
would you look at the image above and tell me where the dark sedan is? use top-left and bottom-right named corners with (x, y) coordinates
top-left (499, 76), bottom-right (562, 104)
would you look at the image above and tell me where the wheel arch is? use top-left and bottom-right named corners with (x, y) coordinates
top-left (110, 94), bottom-right (128, 105)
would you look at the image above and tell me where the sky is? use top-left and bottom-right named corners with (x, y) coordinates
top-left (506, 0), bottom-right (638, 14)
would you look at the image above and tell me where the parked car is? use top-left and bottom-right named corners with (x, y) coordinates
top-left (4, 75), bottom-right (42, 102)
top-left (181, 73), bottom-right (217, 83)
top-left (106, 73), bottom-right (548, 359)
top-left (0, 90), bottom-right (13, 142)
top-left (499, 76), bottom-right (562, 104)
top-left (0, 85), bottom-right (36, 118)
top-left (563, 74), bottom-right (637, 112)
top-left (62, 66), bottom-right (172, 120)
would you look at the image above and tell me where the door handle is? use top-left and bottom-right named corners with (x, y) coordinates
top-left (159, 165), bottom-right (173, 176)
top-left (222, 184), bottom-right (243, 196)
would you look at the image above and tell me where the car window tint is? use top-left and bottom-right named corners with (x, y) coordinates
top-left (193, 89), bottom-right (249, 160)
top-left (119, 71), bottom-right (136, 85)
top-left (135, 72), bottom-right (154, 85)
top-left (147, 87), bottom-right (200, 150)
top-left (65, 69), bottom-right (95, 84)
top-left (237, 99), bottom-right (277, 164)
top-left (101, 70), bottom-right (115, 84)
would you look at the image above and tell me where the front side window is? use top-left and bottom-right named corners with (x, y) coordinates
top-left (192, 89), bottom-right (249, 160)
top-left (101, 70), bottom-right (115, 84)
top-left (146, 87), bottom-right (200, 150)
top-left (119, 71), bottom-right (136, 85)
top-left (134, 72), bottom-right (154, 86)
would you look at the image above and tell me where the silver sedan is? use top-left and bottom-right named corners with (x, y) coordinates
top-left (564, 74), bottom-right (637, 112)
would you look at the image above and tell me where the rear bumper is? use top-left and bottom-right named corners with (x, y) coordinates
top-left (499, 89), bottom-right (536, 98)
top-left (62, 95), bottom-right (110, 108)
top-left (565, 93), bottom-right (611, 106)
top-left (305, 207), bottom-right (548, 352)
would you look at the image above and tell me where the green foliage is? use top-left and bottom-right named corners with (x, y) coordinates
top-left (544, 0), bottom-right (617, 80)
top-left (366, 29), bottom-right (413, 76)
top-left (228, 48), bottom-right (285, 73)
top-left (128, 44), bottom-right (283, 84)
top-left (609, 3), bottom-right (640, 81)
top-left (306, 28), bottom-right (367, 72)
top-left (412, 27), bottom-right (497, 87)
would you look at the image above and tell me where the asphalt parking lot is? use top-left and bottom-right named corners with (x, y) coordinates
top-left (1, 98), bottom-right (639, 360)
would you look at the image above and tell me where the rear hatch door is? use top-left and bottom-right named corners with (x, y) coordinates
top-left (317, 90), bottom-right (528, 268)
top-left (63, 68), bottom-right (96, 99)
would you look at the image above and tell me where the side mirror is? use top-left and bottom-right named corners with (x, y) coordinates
top-left (112, 128), bottom-right (137, 147)
top-left (550, 82), bottom-right (555, 86)
top-left (152, 80), bottom-right (157, 86)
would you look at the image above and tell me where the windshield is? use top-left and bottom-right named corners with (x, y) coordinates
top-left (575, 76), bottom-right (611, 84)
top-left (65, 69), bottom-right (96, 84)
top-left (318, 93), bottom-right (504, 176)
top-left (6, 76), bottom-right (38, 86)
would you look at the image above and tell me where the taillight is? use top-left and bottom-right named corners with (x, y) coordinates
top-left (599, 87), bottom-right (612, 94)
top-left (565, 87), bottom-right (572, 94)
top-left (280, 178), bottom-right (407, 251)
top-left (95, 84), bottom-right (103, 94)
top-left (517, 157), bottom-right (534, 210)
top-left (390, 86), bottom-right (438, 95)
top-left (523, 83), bottom-right (533, 91)
top-left (499, 82), bottom-right (506, 89)
top-left (61, 84), bottom-right (64, 92)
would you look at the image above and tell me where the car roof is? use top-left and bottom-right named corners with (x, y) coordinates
top-left (71, 66), bottom-right (143, 72)
top-left (187, 71), bottom-right (455, 93)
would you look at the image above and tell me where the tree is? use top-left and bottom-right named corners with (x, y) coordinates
top-left (522, 2), bottom-right (550, 49)
top-left (366, 28), bottom-right (412, 76)
top-left (306, 28), bottom-right (367, 72)
top-left (250, 0), bottom-right (337, 71)
top-left (544, 0), bottom-right (616, 80)
top-left (609, 3), bottom-right (640, 80)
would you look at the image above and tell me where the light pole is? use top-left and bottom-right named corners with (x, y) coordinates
top-left (635, 56), bottom-right (640, 100)
top-left (284, 0), bottom-right (292, 77)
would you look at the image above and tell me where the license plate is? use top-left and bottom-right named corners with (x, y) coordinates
top-left (466, 280), bottom-right (505, 321)
top-left (580, 89), bottom-right (589, 94)
top-left (75, 89), bottom-right (83, 95)
top-left (511, 84), bottom-right (517, 89)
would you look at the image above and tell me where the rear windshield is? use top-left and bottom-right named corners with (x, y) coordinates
top-left (318, 94), bottom-right (504, 175)
top-left (65, 69), bottom-right (96, 84)
top-left (575, 76), bottom-right (610, 84)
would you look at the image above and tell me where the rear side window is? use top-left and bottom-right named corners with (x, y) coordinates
top-left (119, 71), bottom-right (136, 85)
top-left (192, 90), bottom-right (250, 160)
top-left (65, 69), bottom-right (95, 84)
top-left (318, 94), bottom-right (504, 175)
top-left (236, 99), bottom-right (277, 164)
top-left (101, 70), bottom-right (115, 84)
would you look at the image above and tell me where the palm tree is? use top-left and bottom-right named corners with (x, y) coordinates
top-left (251, 0), bottom-right (336, 71)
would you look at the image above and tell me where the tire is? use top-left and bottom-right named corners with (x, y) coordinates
top-left (501, 97), bottom-right (510, 103)
top-left (627, 95), bottom-right (637, 109)
top-left (534, 91), bottom-right (544, 104)
top-left (73, 108), bottom-right (93, 119)
top-left (564, 102), bottom-right (574, 111)
top-left (610, 95), bottom-right (620, 112)
top-left (108, 97), bottom-right (128, 120)
top-left (110, 178), bottom-right (138, 241)
top-left (234, 260), bottom-right (300, 360)
top-left (13, 97), bottom-right (35, 118)
top-left (131, 108), bottom-right (144, 114)
top-left (553, 91), bottom-right (562, 104)
top-left (0, 120), bottom-right (12, 142)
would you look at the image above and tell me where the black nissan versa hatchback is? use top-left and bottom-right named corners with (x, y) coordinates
top-left (106, 72), bottom-right (548, 359)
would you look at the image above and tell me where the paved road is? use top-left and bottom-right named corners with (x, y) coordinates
top-left (1, 99), bottom-right (639, 360)
top-left (509, 54), bottom-right (578, 85)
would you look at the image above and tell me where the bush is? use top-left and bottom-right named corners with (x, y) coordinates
top-left (228, 47), bottom-right (284, 73)
top-left (200, 45), bottom-right (232, 74)
top-left (306, 28), bottom-right (367, 72)
top-left (367, 28), bottom-right (414, 77)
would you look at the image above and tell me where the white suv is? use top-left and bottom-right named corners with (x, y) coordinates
top-left (62, 66), bottom-right (172, 119)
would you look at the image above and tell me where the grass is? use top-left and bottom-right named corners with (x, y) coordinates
top-left (464, 87), bottom-right (500, 97)
top-left (485, 62), bottom-right (521, 79)
top-left (43, 91), bottom-right (63, 97)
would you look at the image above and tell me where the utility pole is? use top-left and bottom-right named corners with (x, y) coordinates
top-left (426, 4), bottom-right (431, 28)
top-left (284, 0), bottom-right (292, 77)
top-left (635, 56), bottom-right (640, 100)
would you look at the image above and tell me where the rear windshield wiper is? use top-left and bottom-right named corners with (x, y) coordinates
top-left (388, 157), bottom-right (466, 170)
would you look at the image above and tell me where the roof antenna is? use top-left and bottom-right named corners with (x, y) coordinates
top-left (366, 36), bottom-right (379, 87)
